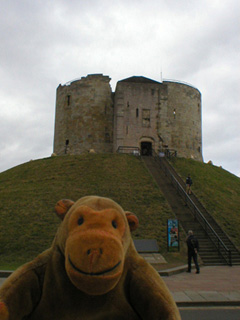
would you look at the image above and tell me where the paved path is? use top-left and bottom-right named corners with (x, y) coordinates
top-left (162, 265), bottom-right (240, 305)
top-left (1, 266), bottom-right (240, 306)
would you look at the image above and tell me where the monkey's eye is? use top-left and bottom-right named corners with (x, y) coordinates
top-left (112, 220), bottom-right (118, 229)
top-left (78, 217), bottom-right (84, 225)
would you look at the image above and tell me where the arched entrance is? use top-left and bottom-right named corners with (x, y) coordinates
top-left (141, 141), bottom-right (152, 156)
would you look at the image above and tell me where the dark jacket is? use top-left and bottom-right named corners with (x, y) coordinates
top-left (186, 177), bottom-right (192, 185)
top-left (186, 235), bottom-right (199, 254)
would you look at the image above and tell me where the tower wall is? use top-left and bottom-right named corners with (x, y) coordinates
top-left (161, 81), bottom-right (202, 161)
top-left (53, 74), bottom-right (113, 155)
top-left (113, 80), bottom-right (163, 153)
top-left (113, 78), bottom-right (202, 161)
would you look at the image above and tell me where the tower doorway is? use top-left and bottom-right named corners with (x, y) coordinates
top-left (141, 142), bottom-right (152, 156)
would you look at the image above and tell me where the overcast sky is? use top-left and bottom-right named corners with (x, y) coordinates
top-left (0, 0), bottom-right (239, 177)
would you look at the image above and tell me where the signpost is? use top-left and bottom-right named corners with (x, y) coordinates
top-left (167, 219), bottom-right (179, 251)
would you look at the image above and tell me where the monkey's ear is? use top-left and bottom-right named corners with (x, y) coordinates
top-left (125, 212), bottom-right (139, 232)
top-left (55, 199), bottom-right (75, 220)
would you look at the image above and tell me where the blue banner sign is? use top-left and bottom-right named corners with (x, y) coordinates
top-left (167, 219), bottom-right (179, 251)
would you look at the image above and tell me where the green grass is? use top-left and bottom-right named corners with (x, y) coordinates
top-left (0, 154), bottom-right (176, 268)
top-left (1, 154), bottom-right (239, 270)
top-left (169, 157), bottom-right (240, 248)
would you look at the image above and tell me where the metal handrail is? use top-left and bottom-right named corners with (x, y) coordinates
top-left (164, 149), bottom-right (177, 158)
top-left (151, 151), bottom-right (232, 266)
top-left (117, 146), bottom-right (140, 155)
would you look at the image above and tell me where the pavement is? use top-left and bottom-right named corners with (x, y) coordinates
top-left (141, 253), bottom-right (240, 306)
top-left (160, 265), bottom-right (240, 306)
top-left (1, 265), bottom-right (240, 307)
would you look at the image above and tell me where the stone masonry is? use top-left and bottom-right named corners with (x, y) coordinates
top-left (53, 74), bottom-right (202, 161)
top-left (54, 74), bottom-right (113, 155)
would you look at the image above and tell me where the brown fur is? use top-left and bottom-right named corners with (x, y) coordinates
top-left (0, 196), bottom-right (181, 319)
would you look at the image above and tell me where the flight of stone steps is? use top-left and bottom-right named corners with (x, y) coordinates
top-left (142, 155), bottom-right (240, 266)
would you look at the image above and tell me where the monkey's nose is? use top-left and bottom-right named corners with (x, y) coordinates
top-left (87, 248), bottom-right (103, 270)
top-left (87, 248), bottom-right (103, 255)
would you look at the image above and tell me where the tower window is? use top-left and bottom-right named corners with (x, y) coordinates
top-left (105, 127), bottom-right (110, 143)
top-left (67, 95), bottom-right (71, 106)
top-left (136, 108), bottom-right (139, 118)
top-left (142, 109), bottom-right (150, 127)
top-left (65, 139), bottom-right (69, 154)
top-left (105, 133), bottom-right (110, 142)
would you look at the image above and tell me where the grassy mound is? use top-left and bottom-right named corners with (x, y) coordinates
top-left (1, 154), bottom-right (239, 270)
top-left (0, 154), bottom-right (175, 268)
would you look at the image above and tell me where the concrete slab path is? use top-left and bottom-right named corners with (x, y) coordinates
top-left (162, 265), bottom-right (240, 305)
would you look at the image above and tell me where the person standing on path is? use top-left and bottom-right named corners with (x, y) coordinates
top-left (186, 230), bottom-right (200, 274)
top-left (186, 174), bottom-right (193, 195)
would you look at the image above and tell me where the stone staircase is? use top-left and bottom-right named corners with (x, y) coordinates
top-left (142, 155), bottom-right (240, 266)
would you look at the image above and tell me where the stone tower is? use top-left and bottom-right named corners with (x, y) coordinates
top-left (53, 74), bottom-right (202, 161)
top-left (114, 77), bottom-right (202, 161)
top-left (53, 74), bottom-right (113, 155)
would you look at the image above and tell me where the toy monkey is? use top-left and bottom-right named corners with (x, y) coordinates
top-left (0, 196), bottom-right (180, 319)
